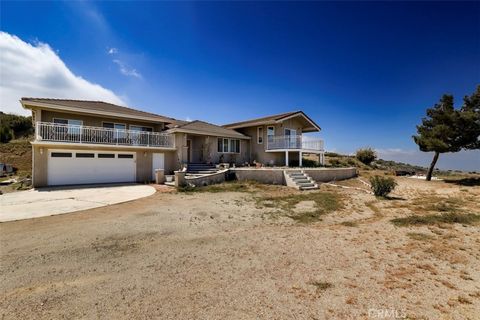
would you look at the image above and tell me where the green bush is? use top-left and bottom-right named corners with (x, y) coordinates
top-left (369, 175), bottom-right (397, 197)
top-left (356, 147), bottom-right (377, 165)
top-left (302, 158), bottom-right (320, 167)
top-left (0, 125), bottom-right (13, 143)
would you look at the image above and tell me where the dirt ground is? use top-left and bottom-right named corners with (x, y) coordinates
top-left (1, 176), bottom-right (479, 319)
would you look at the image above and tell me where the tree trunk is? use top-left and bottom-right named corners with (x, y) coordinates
top-left (426, 151), bottom-right (440, 181)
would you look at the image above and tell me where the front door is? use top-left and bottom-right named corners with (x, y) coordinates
top-left (152, 153), bottom-right (165, 180)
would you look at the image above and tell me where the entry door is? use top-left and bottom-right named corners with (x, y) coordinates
top-left (152, 153), bottom-right (165, 180)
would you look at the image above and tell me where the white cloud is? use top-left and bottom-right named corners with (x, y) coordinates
top-left (107, 47), bottom-right (118, 55)
top-left (112, 59), bottom-right (142, 79)
top-left (0, 32), bottom-right (125, 115)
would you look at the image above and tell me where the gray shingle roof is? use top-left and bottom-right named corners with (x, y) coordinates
top-left (223, 111), bottom-right (320, 132)
top-left (21, 98), bottom-right (183, 124)
top-left (169, 120), bottom-right (249, 139)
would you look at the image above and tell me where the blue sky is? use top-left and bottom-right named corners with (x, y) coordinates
top-left (1, 1), bottom-right (479, 170)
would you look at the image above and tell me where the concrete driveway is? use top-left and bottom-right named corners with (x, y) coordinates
top-left (0, 184), bottom-right (156, 222)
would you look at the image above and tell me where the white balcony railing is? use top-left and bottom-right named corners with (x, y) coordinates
top-left (35, 122), bottom-right (175, 148)
top-left (266, 135), bottom-right (324, 151)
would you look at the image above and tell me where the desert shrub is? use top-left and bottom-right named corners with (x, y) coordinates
top-left (328, 159), bottom-right (345, 167)
top-left (356, 147), bottom-right (377, 165)
top-left (325, 152), bottom-right (339, 157)
top-left (0, 125), bottom-right (13, 143)
top-left (369, 175), bottom-right (397, 197)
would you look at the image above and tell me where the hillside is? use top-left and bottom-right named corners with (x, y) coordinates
top-left (0, 139), bottom-right (32, 175)
top-left (306, 152), bottom-right (469, 176)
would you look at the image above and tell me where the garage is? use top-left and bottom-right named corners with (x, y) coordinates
top-left (47, 149), bottom-right (136, 186)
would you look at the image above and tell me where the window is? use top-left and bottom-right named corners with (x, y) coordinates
top-left (223, 138), bottom-right (229, 153)
top-left (76, 153), bottom-right (94, 158)
top-left (130, 125), bottom-right (153, 132)
top-left (217, 138), bottom-right (240, 153)
top-left (53, 118), bottom-right (83, 135)
top-left (102, 122), bottom-right (126, 130)
top-left (230, 139), bottom-right (240, 153)
top-left (103, 122), bottom-right (126, 139)
top-left (51, 152), bottom-right (72, 158)
top-left (98, 153), bottom-right (115, 158)
top-left (257, 127), bottom-right (263, 144)
top-left (118, 154), bottom-right (134, 159)
top-left (267, 126), bottom-right (275, 136)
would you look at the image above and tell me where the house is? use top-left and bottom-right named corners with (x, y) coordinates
top-left (223, 111), bottom-right (324, 167)
top-left (21, 98), bottom-right (324, 187)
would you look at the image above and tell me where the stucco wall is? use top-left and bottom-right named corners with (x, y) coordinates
top-left (32, 145), bottom-right (48, 187)
top-left (136, 151), bottom-right (152, 183)
top-left (231, 168), bottom-right (286, 185)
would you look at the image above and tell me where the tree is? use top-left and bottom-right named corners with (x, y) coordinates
top-left (413, 87), bottom-right (480, 181)
top-left (413, 94), bottom-right (460, 181)
top-left (457, 86), bottom-right (480, 150)
top-left (356, 147), bottom-right (377, 165)
top-left (0, 112), bottom-right (33, 142)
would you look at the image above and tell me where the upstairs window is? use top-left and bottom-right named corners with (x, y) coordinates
top-left (103, 122), bottom-right (126, 139)
top-left (130, 125), bottom-right (153, 132)
top-left (267, 126), bottom-right (275, 138)
top-left (53, 118), bottom-right (82, 134)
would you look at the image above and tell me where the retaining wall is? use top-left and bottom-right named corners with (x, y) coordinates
top-left (231, 167), bottom-right (357, 184)
top-left (179, 167), bottom-right (357, 188)
top-left (185, 170), bottom-right (227, 187)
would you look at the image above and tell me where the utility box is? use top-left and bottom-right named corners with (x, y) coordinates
top-left (155, 169), bottom-right (165, 184)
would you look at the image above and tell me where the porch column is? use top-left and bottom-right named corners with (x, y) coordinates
top-left (299, 151), bottom-right (302, 167)
top-left (285, 151), bottom-right (289, 167)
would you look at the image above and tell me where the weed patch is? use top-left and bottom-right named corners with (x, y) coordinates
top-left (341, 221), bottom-right (359, 227)
top-left (256, 191), bottom-right (343, 223)
top-left (392, 213), bottom-right (480, 227)
top-left (178, 181), bottom-right (258, 193)
top-left (309, 281), bottom-right (333, 292)
top-left (407, 232), bottom-right (435, 241)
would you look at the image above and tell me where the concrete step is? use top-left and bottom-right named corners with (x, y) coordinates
top-left (298, 182), bottom-right (315, 187)
top-left (300, 185), bottom-right (319, 190)
top-left (293, 178), bottom-right (311, 184)
top-left (187, 170), bottom-right (218, 174)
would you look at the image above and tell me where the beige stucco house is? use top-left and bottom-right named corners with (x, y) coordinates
top-left (21, 98), bottom-right (324, 187)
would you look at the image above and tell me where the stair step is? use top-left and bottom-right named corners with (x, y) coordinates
top-left (187, 170), bottom-right (218, 174)
top-left (300, 185), bottom-right (318, 190)
top-left (293, 180), bottom-right (309, 183)
top-left (298, 182), bottom-right (315, 187)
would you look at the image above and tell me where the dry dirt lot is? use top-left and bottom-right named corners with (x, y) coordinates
top-left (1, 176), bottom-right (479, 319)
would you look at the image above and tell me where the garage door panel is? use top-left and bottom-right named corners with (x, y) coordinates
top-left (47, 150), bottom-right (136, 186)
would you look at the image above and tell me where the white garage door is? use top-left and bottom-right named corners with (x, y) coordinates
top-left (47, 150), bottom-right (136, 186)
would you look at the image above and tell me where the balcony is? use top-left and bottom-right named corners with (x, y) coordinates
top-left (35, 122), bottom-right (175, 148)
top-left (266, 135), bottom-right (324, 152)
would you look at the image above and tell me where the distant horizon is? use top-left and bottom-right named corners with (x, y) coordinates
top-left (1, 1), bottom-right (478, 171)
